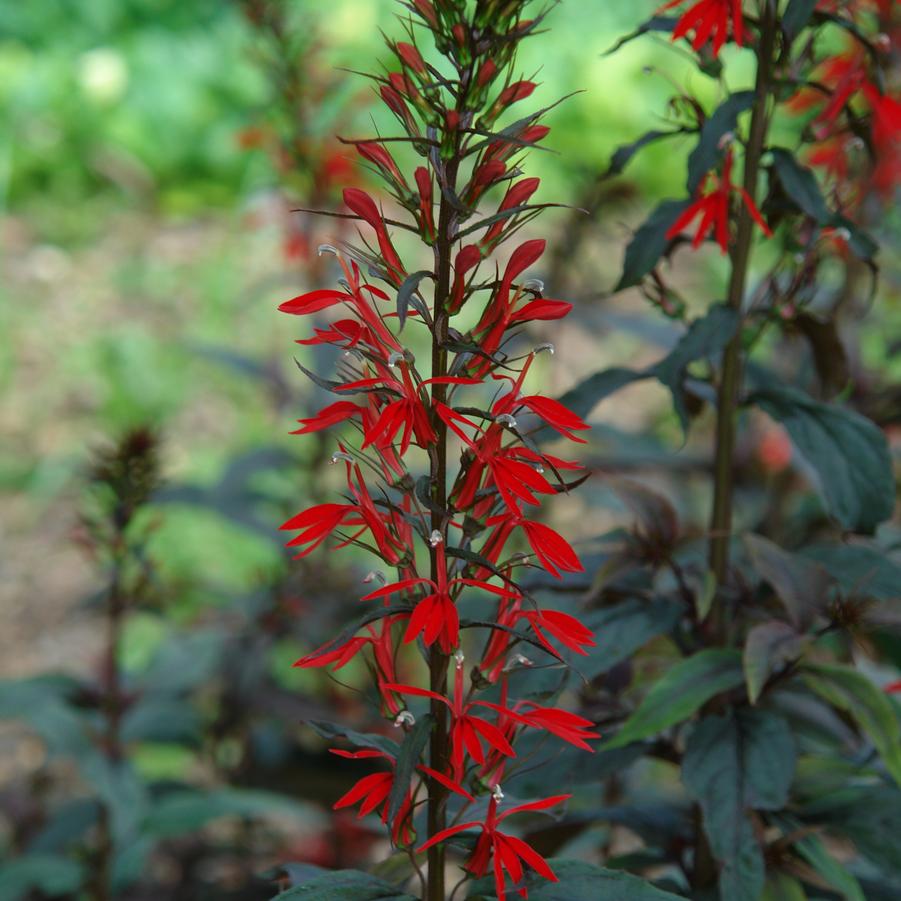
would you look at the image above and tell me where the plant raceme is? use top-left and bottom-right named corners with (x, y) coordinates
top-left (277, 2), bottom-right (596, 898)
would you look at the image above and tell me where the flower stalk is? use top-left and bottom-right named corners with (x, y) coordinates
top-left (708, 0), bottom-right (778, 632)
top-left (279, 3), bottom-right (597, 898)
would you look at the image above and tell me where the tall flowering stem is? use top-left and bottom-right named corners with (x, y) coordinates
top-left (278, 2), bottom-right (596, 899)
top-left (708, 0), bottom-right (778, 627)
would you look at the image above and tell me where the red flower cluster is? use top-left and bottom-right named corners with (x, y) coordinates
top-left (788, 4), bottom-right (901, 205)
top-left (277, 3), bottom-right (597, 898)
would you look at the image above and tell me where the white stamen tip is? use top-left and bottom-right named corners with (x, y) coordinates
top-left (454, 649), bottom-right (465, 669)
top-left (337, 278), bottom-right (351, 291)
top-left (505, 653), bottom-right (533, 672)
top-left (535, 464), bottom-right (545, 474)
top-left (718, 131), bottom-right (735, 149)
top-left (330, 451), bottom-right (354, 464)
top-left (523, 278), bottom-right (544, 293)
top-left (836, 227), bottom-right (851, 242)
top-left (429, 529), bottom-right (443, 547)
top-left (363, 570), bottom-right (386, 585)
top-left (496, 413), bottom-right (517, 429)
top-left (534, 343), bottom-right (555, 356)
top-left (394, 710), bottom-right (416, 728)
top-left (317, 244), bottom-right (339, 257)
top-left (492, 784), bottom-right (504, 802)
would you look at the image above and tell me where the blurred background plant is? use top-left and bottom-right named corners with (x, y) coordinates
top-left (0, 0), bottom-right (898, 898)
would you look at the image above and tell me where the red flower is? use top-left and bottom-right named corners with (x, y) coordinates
top-left (660, 0), bottom-right (744, 57)
top-left (417, 793), bottom-right (568, 901)
top-left (361, 540), bottom-right (509, 653)
top-left (343, 187), bottom-right (406, 285)
top-left (491, 353), bottom-right (590, 443)
top-left (515, 704), bottom-right (600, 751)
top-left (482, 176), bottom-right (541, 248)
top-left (472, 240), bottom-right (572, 372)
top-left (385, 659), bottom-right (519, 778)
top-left (338, 370), bottom-right (475, 456)
top-left (331, 748), bottom-right (413, 844)
top-left (357, 141), bottom-right (408, 189)
top-left (863, 84), bottom-right (901, 196)
top-left (291, 400), bottom-right (363, 436)
top-left (280, 454), bottom-right (406, 563)
top-left (666, 148), bottom-right (772, 253)
top-left (449, 243), bottom-right (483, 313)
top-left (295, 613), bottom-right (406, 715)
top-left (520, 608), bottom-right (596, 658)
top-left (280, 254), bottom-right (400, 354)
top-left (481, 512), bottom-right (583, 579)
top-left (437, 404), bottom-right (565, 515)
top-left (414, 166), bottom-right (436, 241)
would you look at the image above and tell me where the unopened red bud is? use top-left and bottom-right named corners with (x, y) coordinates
top-left (499, 80), bottom-right (536, 106)
top-left (412, 0), bottom-right (438, 28)
top-left (477, 59), bottom-right (498, 88)
top-left (397, 42), bottom-right (426, 74)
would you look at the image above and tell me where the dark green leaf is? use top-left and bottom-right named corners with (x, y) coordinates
top-left (466, 858), bottom-right (685, 900)
top-left (605, 649), bottom-right (744, 749)
top-left (831, 212), bottom-right (879, 261)
top-left (744, 533), bottom-right (833, 630)
top-left (556, 304), bottom-right (739, 431)
top-left (649, 303), bottom-right (740, 433)
top-left (761, 871), bottom-right (807, 901)
top-left (606, 130), bottom-right (685, 178)
top-left (582, 598), bottom-right (682, 679)
top-left (770, 148), bottom-right (831, 222)
top-left (553, 367), bottom-right (646, 422)
top-left (683, 709), bottom-right (796, 901)
top-left (395, 270), bottom-right (432, 330)
top-left (0, 676), bottom-right (91, 759)
top-left (801, 543), bottom-right (901, 601)
top-left (783, 0), bottom-right (819, 40)
top-left (308, 721), bottom-right (399, 757)
top-left (615, 199), bottom-right (691, 291)
top-left (749, 385), bottom-right (894, 533)
top-left (146, 789), bottom-right (313, 839)
top-left (802, 663), bottom-right (901, 787)
top-left (386, 714), bottom-right (432, 826)
top-left (78, 756), bottom-right (147, 842)
top-left (603, 16), bottom-right (678, 56)
top-left (687, 92), bottom-right (755, 193)
top-left (120, 697), bottom-right (202, 746)
top-left (809, 785), bottom-right (901, 878)
top-left (271, 869), bottom-right (417, 900)
top-left (743, 620), bottom-right (803, 704)
top-left (772, 813), bottom-right (865, 901)
top-left (0, 854), bottom-right (85, 900)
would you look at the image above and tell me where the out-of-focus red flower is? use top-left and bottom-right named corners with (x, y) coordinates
top-left (863, 84), bottom-right (901, 195)
top-left (757, 425), bottom-right (793, 473)
top-left (666, 148), bottom-right (772, 253)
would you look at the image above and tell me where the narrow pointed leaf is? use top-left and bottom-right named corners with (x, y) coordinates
top-left (605, 649), bottom-right (744, 749)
